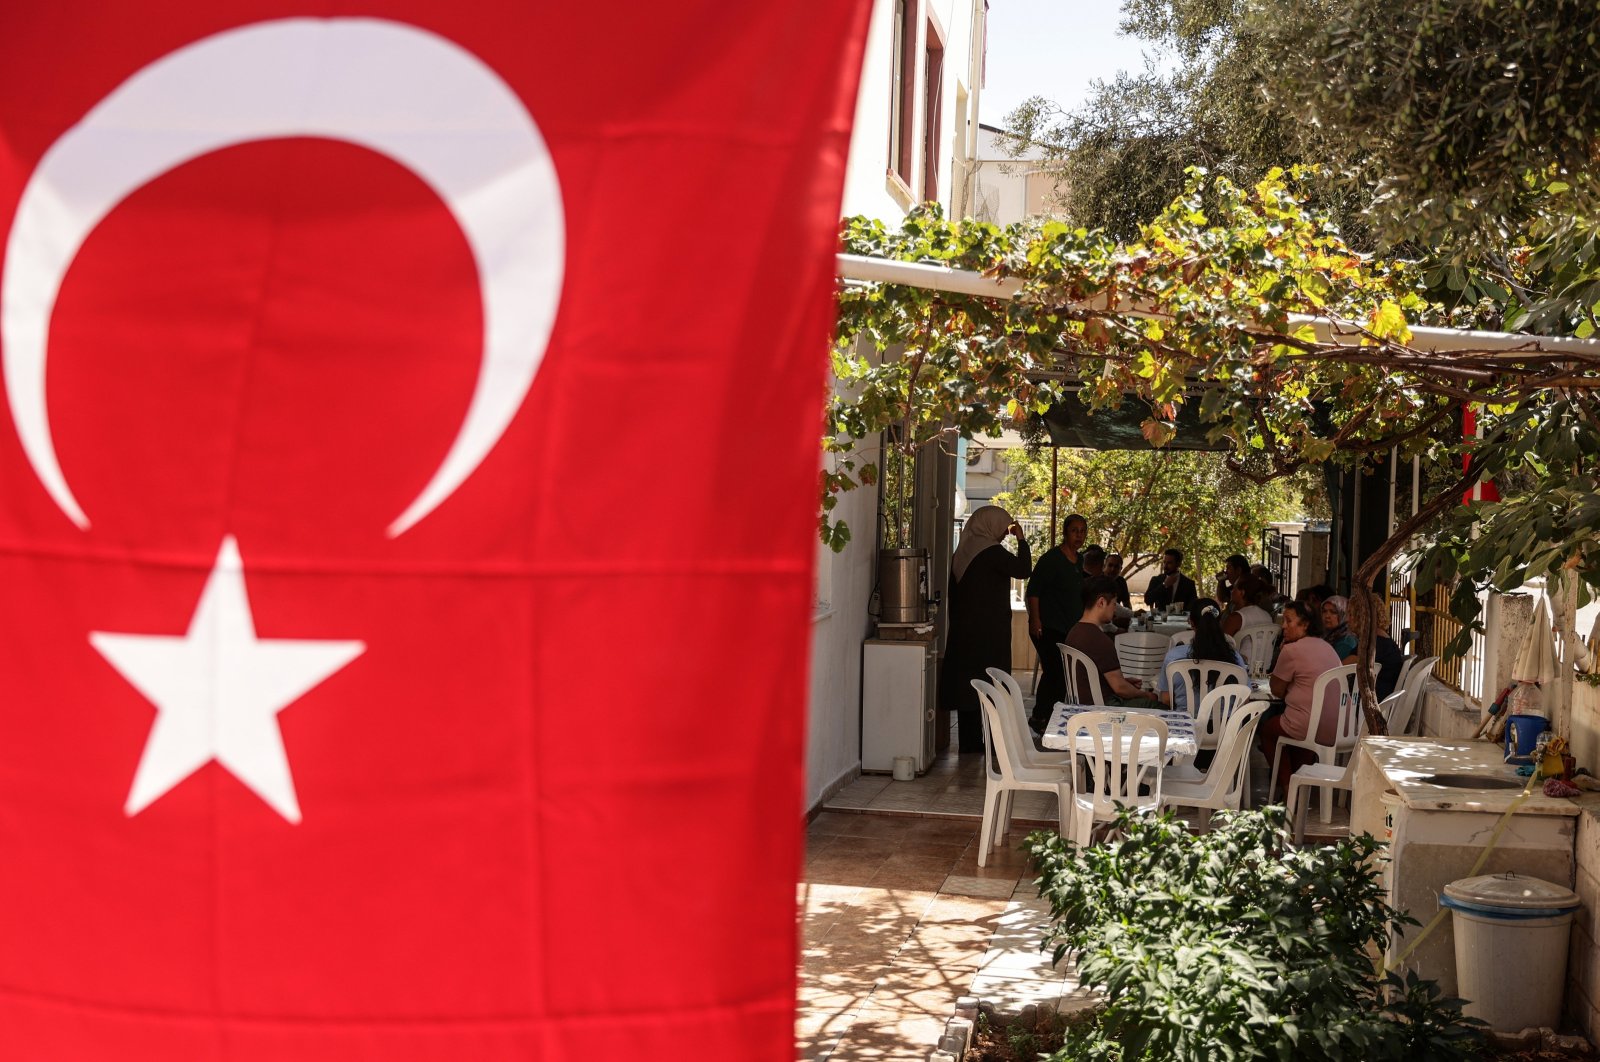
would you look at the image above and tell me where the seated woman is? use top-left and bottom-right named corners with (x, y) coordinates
top-left (1222, 577), bottom-right (1275, 637)
top-left (1257, 600), bottom-right (1345, 794)
top-left (1343, 601), bottom-right (1405, 701)
top-left (1320, 595), bottom-right (1357, 659)
top-left (1156, 599), bottom-right (1245, 715)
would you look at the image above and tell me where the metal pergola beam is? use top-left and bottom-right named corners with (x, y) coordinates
top-left (836, 252), bottom-right (1600, 359)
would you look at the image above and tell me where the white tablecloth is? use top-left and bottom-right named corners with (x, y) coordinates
top-left (1041, 704), bottom-right (1199, 759)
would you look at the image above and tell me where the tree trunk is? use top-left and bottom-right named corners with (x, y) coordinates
top-left (1349, 461), bottom-right (1487, 735)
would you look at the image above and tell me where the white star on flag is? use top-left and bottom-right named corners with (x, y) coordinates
top-left (90, 536), bottom-right (364, 823)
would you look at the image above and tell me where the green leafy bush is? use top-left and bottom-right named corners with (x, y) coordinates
top-left (1026, 808), bottom-right (1483, 1062)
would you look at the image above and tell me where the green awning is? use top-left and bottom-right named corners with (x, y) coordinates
top-left (1039, 392), bottom-right (1228, 451)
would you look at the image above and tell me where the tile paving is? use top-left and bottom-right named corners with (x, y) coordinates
top-left (798, 689), bottom-right (1352, 1060)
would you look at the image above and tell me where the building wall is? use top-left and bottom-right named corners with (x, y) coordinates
top-left (969, 123), bottom-right (1058, 225)
top-left (807, 0), bottom-right (984, 812)
top-left (1568, 808), bottom-right (1600, 1039)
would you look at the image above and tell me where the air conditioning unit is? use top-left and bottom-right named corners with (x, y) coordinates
top-left (966, 448), bottom-right (996, 474)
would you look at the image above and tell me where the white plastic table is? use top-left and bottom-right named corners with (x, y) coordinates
top-left (1041, 703), bottom-right (1198, 759)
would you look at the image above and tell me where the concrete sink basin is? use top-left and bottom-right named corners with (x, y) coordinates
top-left (1416, 773), bottom-right (1524, 791)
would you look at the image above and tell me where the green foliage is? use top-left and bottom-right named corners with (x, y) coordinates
top-left (1412, 396), bottom-right (1600, 655)
top-left (1001, 0), bottom-right (1355, 243)
top-left (1025, 809), bottom-right (1484, 1062)
top-left (1257, 0), bottom-right (1600, 330)
top-left (1260, 0), bottom-right (1600, 251)
top-left (991, 447), bottom-right (1313, 582)
top-left (827, 168), bottom-right (1462, 550)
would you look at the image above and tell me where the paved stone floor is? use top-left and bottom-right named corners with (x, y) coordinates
top-left (797, 807), bottom-right (1080, 1062)
top-left (798, 694), bottom-right (1353, 1060)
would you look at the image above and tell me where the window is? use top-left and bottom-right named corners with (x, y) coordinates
top-left (921, 24), bottom-right (944, 203)
top-left (888, 0), bottom-right (919, 187)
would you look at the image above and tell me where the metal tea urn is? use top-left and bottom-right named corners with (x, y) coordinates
top-left (877, 548), bottom-right (929, 624)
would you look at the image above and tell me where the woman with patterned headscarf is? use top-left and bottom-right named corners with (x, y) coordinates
top-left (938, 505), bottom-right (1031, 753)
top-left (1321, 595), bottom-right (1357, 659)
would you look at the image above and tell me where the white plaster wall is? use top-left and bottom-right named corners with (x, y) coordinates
top-left (970, 123), bottom-right (1044, 224)
top-left (1568, 808), bottom-right (1600, 1039)
top-left (806, 460), bottom-right (877, 807)
top-left (840, 0), bottom-right (982, 225)
top-left (807, 0), bottom-right (982, 812)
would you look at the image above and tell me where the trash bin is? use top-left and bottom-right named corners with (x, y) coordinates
top-left (1440, 872), bottom-right (1581, 1032)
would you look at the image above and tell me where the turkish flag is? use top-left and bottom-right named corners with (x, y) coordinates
top-left (0, 4), bottom-right (869, 1059)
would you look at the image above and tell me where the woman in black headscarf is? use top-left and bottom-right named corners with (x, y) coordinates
top-left (938, 505), bottom-right (1031, 753)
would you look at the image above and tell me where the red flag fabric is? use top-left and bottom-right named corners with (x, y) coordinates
top-left (0, 4), bottom-right (869, 1059)
top-left (1460, 404), bottom-right (1500, 503)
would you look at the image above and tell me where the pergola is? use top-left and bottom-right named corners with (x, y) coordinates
top-left (833, 251), bottom-right (1600, 734)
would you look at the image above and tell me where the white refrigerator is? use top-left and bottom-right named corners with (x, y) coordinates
top-left (860, 637), bottom-right (937, 773)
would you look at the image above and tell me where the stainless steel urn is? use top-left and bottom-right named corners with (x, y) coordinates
top-left (878, 548), bottom-right (928, 624)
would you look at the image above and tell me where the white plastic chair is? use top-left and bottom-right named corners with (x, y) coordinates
top-left (1065, 711), bottom-right (1167, 846)
top-left (1286, 759), bottom-right (1355, 844)
top-left (1376, 690), bottom-right (1409, 737)
top-left (1163, 656), bottom-right (1249, 722)
top-left (1187, 678), bottom-right (1251, 765)
top-left (1059, 643), bottom-right (1108, 706)
top-left (1114, 631), bottom-right (1170, 684)
top-left (971, 680), bottom-right (1074, 866)
top-left (985, 667), bottom-right (1074, 771)
top-left (1235, 624), bottom-right (1279, 674)
top-left (1390, 655), bottom-right (1438, 736)
top-left (1168, 629), bottom-right (1195, 647)
top-left (1266, 664), bottom-right (1360, 820)
top-left (1395, 654), bottom-right (1417, 692)
top-left (1163, 697), bottom-right (1268, 826)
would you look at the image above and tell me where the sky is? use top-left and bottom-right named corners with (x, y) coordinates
top-left (979, 0), bottom-right (1157, 128)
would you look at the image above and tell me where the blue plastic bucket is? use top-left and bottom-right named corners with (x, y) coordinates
top-left (1504, 715), bottom-right (1549, 764)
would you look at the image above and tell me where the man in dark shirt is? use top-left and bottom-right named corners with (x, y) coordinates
top-left (1026, 514), bottom-right (1088, 730)
top-left (1215, 553), bottom-right (1249, 607)
top-left (1064, 577), bottom-right (1161, 708)
top-left (1144, 548), bottom-right (1199, 612)
top-left (1105, 553), bottom-right (1133, 609)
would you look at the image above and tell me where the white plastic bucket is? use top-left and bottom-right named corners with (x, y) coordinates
top-left (1441, 872), bottom-right (1579, 1032)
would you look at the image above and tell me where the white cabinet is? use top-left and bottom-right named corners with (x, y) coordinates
top-left (861, 638), bottom-right (937, 773)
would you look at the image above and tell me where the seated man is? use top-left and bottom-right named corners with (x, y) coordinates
top-left (1105, 553), bottom-right (1133, 608)
top-left (1065, 577), bottom-right (1162, 708)
top-left (1215, 553), bottom-right (1249, 606)
top-left (1082, 546), bottom-right (1131, 628)
top-left (1144, 548), bottom-right (1199, 612)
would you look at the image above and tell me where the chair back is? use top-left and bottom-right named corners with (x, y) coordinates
top-left (971, 679), bottom-right (1016, 783)
top-left (1114, 631), bottom-right (1170, 684)
top-left (1189, 678), bottom-right (1250, 750)
top-left (1193, 695), bottom-right (1268, 806)
top-left (1395, 654), bottom-right (1417, 692)
top-left (1163, 655), bottom-right (1248, 722)
top-left (1305, 664), bottom-right (1361, 753)
top-left (986, 667), bottom-right (1037, 749)
top-left (1378, 690), bottom-right (1410, 734)
top-left (1066, 710), bottom-right (1167, 812)
top-left (1168, 629), bottom-right (1195, 647)
top-left (1059, 643), bottom-right (1108, 706)
top-left (1393, 655), bottom-right (1437, 736)
top-left (1235, 624), bottom-right (1279, 674)
top-left (986, 666), bottom-right (1025, 716)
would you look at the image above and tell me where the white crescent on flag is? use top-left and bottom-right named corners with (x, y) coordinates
top-left (0, 17), bottom-right (565, 536)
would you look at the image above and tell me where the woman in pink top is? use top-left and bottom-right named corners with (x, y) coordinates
top-left (1258, 600), bottom-right (1345, 793)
